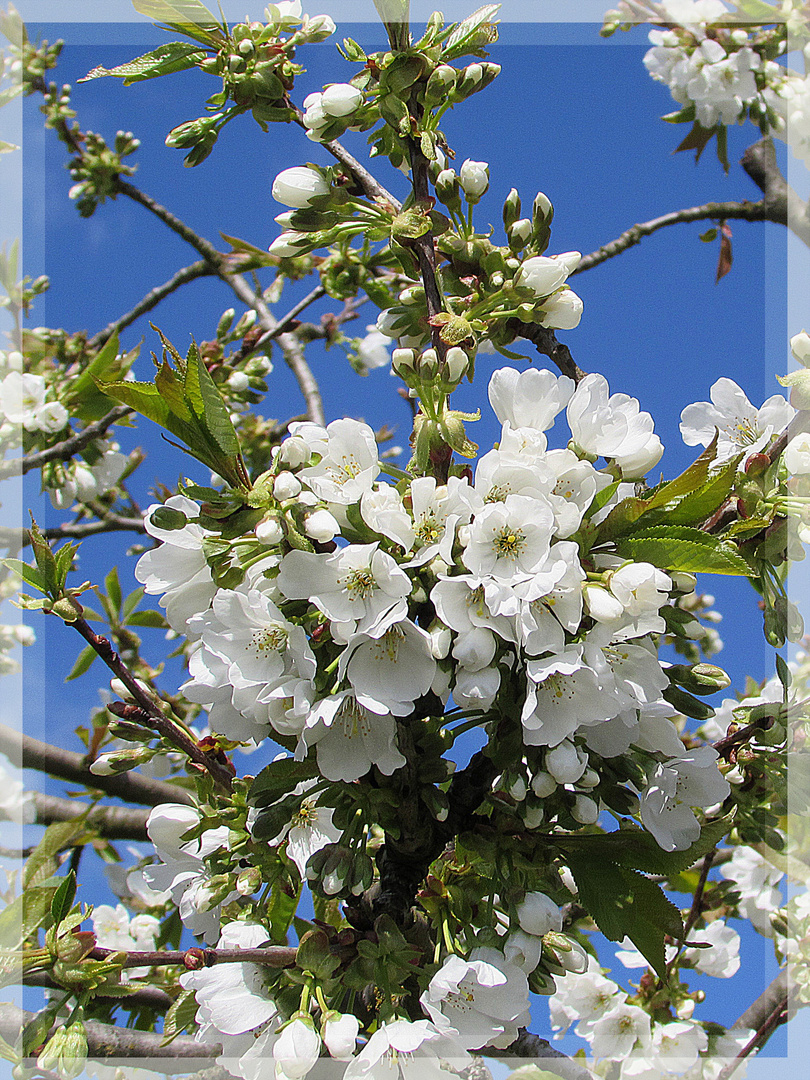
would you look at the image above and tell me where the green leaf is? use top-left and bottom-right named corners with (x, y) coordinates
top-left (566, 854), bottom-right (683, 978)
top-left (80, 41), bottom-right (207, 84)
top-left (0, 885), bottom-right (59, 948)
top-left (23, 820), bottom-right (88, 889)
top-left (664, 455), bottom-right (742, 526)
top-left (161, 987), bottom-right (199, 1045)
top-left (617, 526), bottom-right (752, 576)
top-left (188, 345), bottom-right (240, 458)
top-left (65, 644), bottom-right (98, 682)
top-left (121, 586), bottom-right (147, 622)
top-left (2, 558), bottom-right (48, 594)
top-left (248, 758), bottom-right (318, 807)
top-left (104, 567), bottom-right (122, 616)
top-left (126, 609), bottom-right (169, 628)
top-left (675, 120), bottom-right (718, 163)
top-left (443, 4), bottom-right (501, 57)
top-left (50, 871), bottom-right (77, 926)
top-left (28, 518), bottom-right (59, 596)
top-left (131, 0), bottom-right (226, 46)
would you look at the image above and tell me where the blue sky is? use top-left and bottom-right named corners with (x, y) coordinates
top-left (12, 2), bottom-right (805, 1066)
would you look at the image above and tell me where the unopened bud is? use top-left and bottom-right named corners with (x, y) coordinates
top-left (236, 866), bottom-right (263, 895)
top-left (502, 187), bottom-right (522, 229)
top-left (533, 190), bottom-right (553, 226)
top-left (435, 168), bottom-right (462, 211)
top-left (418, 347), bottom-right (439, 379)
top-left (507, 218), bottom-right (533, 251)
top-left (667, 662), bottom-right (731, 695)
top-left (304, 508), bottom-right (339, 542)
top-left (90, 745), bottom-right (156, 775)
top-left (392, 347), bottom-right (417, 376)
top-left (424, 64), bottom-right (457, 104)
top-left (256, 514), bottom-right (284, 545)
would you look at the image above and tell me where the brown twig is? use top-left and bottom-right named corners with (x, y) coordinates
top-left (573, 199), bottom-right (775, 276)
top-left (0, 405), bottom-right (133, 481)
top-left (518, 323), bottom-right (587, 383)
top-left (24, 971), bottom-right (173, 1013)
top-left (0, 722), bottom-right (193, 808)
top-left (88, 944), bottom-right (298, 969)
top-left (740, 137), bottom-right (810, 248)
top-left (718, 968), bottom-right (796, 1080)
top-left (69, 617), bottom-right (234, 793)
top-left (87, 261), bottom-right (213, 351)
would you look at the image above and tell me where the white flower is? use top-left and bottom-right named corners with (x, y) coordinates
top-left (683, 919), bottom-right (740, 977)
top-left (680, 377), bottom-right (793, 462)
top-left (522, 646), bottom-right (612, 747)
top-left (135, 495), bottom-right (216, 634)
top-left (589, 1002), bottom-right (652, 1060)
top-left (609, 563), bottom-right (672, 616)
top-left (406, 475), bottom-right (479, 566)
top-left (463, 494), bottom-right (554, 584)
top-left (297, 691), bottom-right (405, 782)
top-left (144, 804), bottom-right (234, 943)
top-left (299, 418), bottom-right (380, 504)
top-left (356, 325), bottom-right (391, 373)
top-left (791, 329), bottom-right (810, 366)
top-left (360, 484), bottom-right (415, 551)
top-left (273, 1017), bottom-right (321, 1079)
top-left (0, 371), bottom-right (45, 427)
top-left (785, 432), bottom-right (810, 474)
top-left (322, 82), bottom-right (363, 116)
top-left (639, 747), bottom-right (731, 851)
top-left (488, 366), bottom-right (575, 433)
top-left (549, 966), bottom-right (625, 1038)
top-left (515, 892), bottom-right (563, 936)
top-left (719, 845), bottom-right (783, 935)
top-left (420, 949), bottom-right (530, 1050)
top-left (262, 779), bottom-right (341, 879)
top-left (515, 252), bottom-right (581, 297)
top-left (343, 1019), bottom-right (468, 1080)
top-left (339, 620), bottom-right (437, 716)
top-left (568, 374), bottom-right (662, 475)
top-left (272, 166), bottom-right (330, 207)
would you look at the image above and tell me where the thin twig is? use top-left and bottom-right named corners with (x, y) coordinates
top-left (573, 199), bottom-right (774, 276)
top-left (24, 972), bottom-right (173, 1013)
top-left (518, 324), bottom-right (587, 382)
top-left (323, 135), bottom-right (402, 210)
top-left (0, 722), bottom-right (193, 808)
top-left (88, 261), bottom-right (213, 351)
top-left (69, 617), bottom-right (234, 793)
top-left (718, 968), bottom-right (795, 1080)
top-left (0, 405), bottom-right (132, 480)
top-left (87, 944), bottom-right (298, 969)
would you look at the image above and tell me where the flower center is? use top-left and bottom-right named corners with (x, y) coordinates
top-left (327, 454), bottom-right (362, 486)
top-left (342, 567), bottom-right (377, 599)
top-left (485, 482), bottom-right (511, 503)
top-left (415, 511), bottom-right (442, 544)
top-left (493, 526), bottom-right (526, 559)
top-left (249, 624), bottom-right (288, 656)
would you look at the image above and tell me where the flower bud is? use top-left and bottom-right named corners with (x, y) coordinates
top-left (667, 662), bottom-right (731, 695)
top-left (301, 14), bottom-right (336, 41)
top-left (533, 190), bottom-right (553, 226)
top-left (583, 583), bottom-right (624, 623)
top-left (459, 159), bottom-right (489, 203)
top-left (323, 1011), bottom-right (360, 1060)
top-left (321, 82), bottom-right (363, 117)
top-left (273, 470), bottom-right (302, 500)
top-left (435, 169), bottom-right (462, 211)
top-left (236, 866), bottom-right (263, 895)
top-left (531, 770), bottom-right (556, 797)
top-left (670, 571), bottom-right (697, 595)
top-left (256, 514), bottom-right (284, 545)
top-left (424, 64), bottom-right (457, 105)
top-left (268, 230), bottom-right (312, 257)
top-left (791, 329), bottom-right (810, 367)
top-left (539, 288), bottom-right (583, 330)
top-left (507, 218), bottom-right (533, 251)
top-left (502, 187), bottom-right (522, 229)
top-left (272, 166), bottom-right (331, 208)
top-left (227, 370), bottom-right (250, 393)
top-left (545, 740), bottom-right (587, 784)
top-left (392, 347), bottom-right (417, 376)
top-left (443, 346), bottom-right (470, 385)
top-left (571, 794), bottom-right (599, 824)
top-left (304, 508), bottom-right (339, 542)
top-left (418, 347), bottom-right (439, 379)
top-left (278, 435), bottom-right (310, 468)
top-left (90, 746), bottom-right (156, 776)
top-left (516, 892), bottom-right (563, 936)
top-left (515, 253), bottom-right (578, 298)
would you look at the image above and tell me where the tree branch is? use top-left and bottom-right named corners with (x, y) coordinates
top-left (518, 324), bottom-right (587, 382)
top-left (87, 261), bottom-right (214, 351)
top-left (29, 791), bottom-right (149, 841)
top-left (69, 617), bottom-right (234, 794)
top-left (0, 405), bottom-right (133, 481)
top-left (494, 1028), bottom-right (596, 1080)
top-left (717, 968), bottom-right (797, 1080)
top-left (740, 137), bottom-right (810, 248)
top-left (24, 971), bottom-right (173, 1013)
top-left (87, 944), bottom-right (298, 969)
top-left (573, 199), bottom-right (775, 276)
top-left (0, 1003), bottom-right (220, 1070)
top-left (0, 722), bottom-right (193, 808)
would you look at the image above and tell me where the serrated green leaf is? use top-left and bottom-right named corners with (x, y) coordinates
top-left (65, 644), bottom-right (98, 682)
top-left (131, 0), bottom-right (225, 46)
top-left (665, 456), bottom-right (742, 525)
top-left (54, 541), bottom-right (79, 586)
top-left (0, 885), bottom-right (59, 949)
top-left (28, 519), bottom-right (59, 596)
top-left (50, 871), bottom-right (77, 926)
top-left (188, 346), bottom-right (240, 458)
top-left (155, 359), bottom-right (193, 422)
top-left (617, 526), bottom-right (751, 576)
top-left (23, 820), bottom-right (88, 889)
top-left (2, 558), bottom-right (48, 594)
top-left (121, 586), bottom-right (146, 622)
top-left (80, 41), bottom-right (207, 84)
top-left (93, 377), bottom-right (173, 429)
top-left (443, 3), bottom-right (500, 57)
top-left (248, 758), bottom-right (318, 807)
top-left (561, 815), bottom-right (734, 877)
top-left (565, 854), bottom-right (683, 978)
top-left (104, 566), bottom-right (122, 615)
top-left (161, 987), bottom-right (198, 1045)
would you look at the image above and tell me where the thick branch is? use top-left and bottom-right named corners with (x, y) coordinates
top-left (494, 1028), bottom-right (596, 1080)
top-left (87, 261), bottom-right (213, 351)
top-left (0, 1003), bottom-right (219, 1070)
top-left (732, 968), bottom-right (791, 1033)
top-left (717, 968), bottom-right (796, 1080)
top-left (30, 791), bottom-right (149, 840)
top-left (0, 405), bottom-right (133, 481)
top-left (518, 324), bottom-right (587, 382)
top-left (574, 199), bottom-right (774, 276)
top-left (24, 972), bottom-right (172, 1013)
top-left (740, 137), bottom-right (810, 247)
top-left (0, 722), bottom-right (193, 808)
